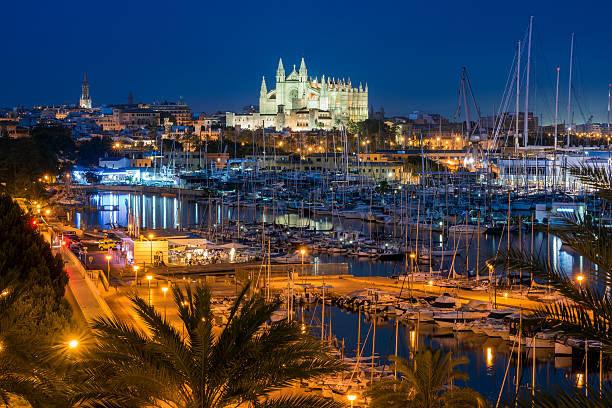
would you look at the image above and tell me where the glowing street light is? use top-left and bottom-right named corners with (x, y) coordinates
top-left (148, 234), bottom-right (155, 265)
top-left (133, 265), bottom-right (140, 286)
top-left (146, 275), bottom-right (153, 306)
top-left (347, 394), bottom-right (357, 407)
top-left (161, 286), bottom-right (169, 318)
top-left (105, 254), bottom-right (112, 282)
top-left (68, 340), bottom-right (79, 349)
top-left (577, 275), bottom-right (584, 287)
top-left (300, 248), bottom-right (306, 274)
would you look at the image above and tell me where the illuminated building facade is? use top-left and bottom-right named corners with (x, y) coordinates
top-left (227, 58), bottom-right (368, 131)
top-left (79, 73), bottom-right (92, 109)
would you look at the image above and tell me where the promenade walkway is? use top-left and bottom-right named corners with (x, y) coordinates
top-left (59, 247), bottom-right (115, 322)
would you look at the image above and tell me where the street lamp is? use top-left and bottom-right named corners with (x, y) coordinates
top-left (161, 286), bottom-right (168, 318)
top-left (148, 234), bottom-right (155, 265)
top-left (347, 394), bottom-right (357, 408)
top-left (105, 255), bottom-right (112, 282)
top-left (300, 248), bottom-right (306, 275)
top-left (133, 265), bottom-right (140, 286)
top-left (577, 274), bottom-right (584, 287)
top-left (146, 275), bottom-right (153, 306)
top-left (68, 340), bottom-right (79, 349)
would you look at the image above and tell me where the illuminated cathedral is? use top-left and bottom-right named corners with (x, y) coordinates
top-left (227, 58), bottom-right (368, 131)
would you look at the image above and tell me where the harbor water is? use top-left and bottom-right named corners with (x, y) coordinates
top-left (67, 190), bottom-right (603, 402)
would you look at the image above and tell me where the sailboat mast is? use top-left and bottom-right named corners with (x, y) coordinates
top-left (566, 33), bottom-right (575, 148)
top-left (553, 67), bottom-right (560, 193)
top-left (523, 16), bottom-right (533, 148)
top-left (608, 84), bottom-right (612, 136)
top-left (554, 68), bottom-right (560, 148)
top-left (515, 40), bottom-right (521, 155)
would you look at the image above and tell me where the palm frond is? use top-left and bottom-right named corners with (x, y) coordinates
top-left (516, 383), bottom-right (612, 408)
top-left (257, 394), bottom-right (347, 408)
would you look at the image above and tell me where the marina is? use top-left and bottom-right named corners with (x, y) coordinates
top-left (46, 171), bottom-right (610, 404)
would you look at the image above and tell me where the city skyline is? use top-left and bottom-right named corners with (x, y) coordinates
top-left (1, 0), bottom-right (612, 124)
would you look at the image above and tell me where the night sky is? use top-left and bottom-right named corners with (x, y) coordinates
top-left (2, 0), bottom-right (611, 123)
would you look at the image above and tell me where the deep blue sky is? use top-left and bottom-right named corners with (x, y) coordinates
top-left (2, 0), bottom-right (611, 124)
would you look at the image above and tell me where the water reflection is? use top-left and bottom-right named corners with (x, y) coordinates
top-left (76, 192), bottom-right (592, 277)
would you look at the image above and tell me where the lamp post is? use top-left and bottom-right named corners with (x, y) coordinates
top-left (409, 252), bottom-right (416, 293)
top-left (300, 248), bottom-right (306, 275)
top-left (146, 275), bottom-right (153, 306)
top-left (105, 255), bottom-right (112, 282)
top-left (161, 286), bottom-right (168, 318)
top-left (347, 394), bottom-right (357, 408)
top-left (148, 234), bottom-right (155, 265)
top-left (577, 274), bottom-right (584, 289)
top-left (133, 265), bottom-right (139, 286)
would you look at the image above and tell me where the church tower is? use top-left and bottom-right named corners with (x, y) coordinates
top-left (79, 73), bottom-right (92, 109)
top-left (298, 57), bottom-right (308, 97)
top-left (275, 58), bottom-right (285, 113)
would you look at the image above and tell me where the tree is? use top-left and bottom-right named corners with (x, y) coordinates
top-left (366, 347), bottom-right (487, 408)
top-left (75, 137), bottom-right (113, 166)
top-left (87, 283), bottom-right (345, 408)
top-left (492, 164), bottom-right (612, 407)
top-left (0, 194), bottom-right (67, 299)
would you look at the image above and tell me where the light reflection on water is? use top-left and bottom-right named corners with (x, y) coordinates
top-left (77, 191), bottom-right (606, 401)
top-left (303, 306), bottom-right (603, 403)
top-left (78, 192), bottom-right (591, 278)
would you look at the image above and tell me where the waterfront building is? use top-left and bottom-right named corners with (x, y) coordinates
top-left (79, 73), bottom-right (92, 109)
top-left (245, 153), bottom-right (406, 181)
top-left (145, 101), bottom-right (192, 126)
top-left (226, 58), bottom-right (368, 131)
top-left (113, 107), bottom-right (160, 128)
top-left (493, 148), bottom-right (612, 189)
top-left (160, 151), bottom-right (229, 171)
top-left (193, 120), bottom-right (222, 141)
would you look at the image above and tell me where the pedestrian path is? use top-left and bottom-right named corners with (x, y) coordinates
top-left (61, 248), bottom-right (115, 322)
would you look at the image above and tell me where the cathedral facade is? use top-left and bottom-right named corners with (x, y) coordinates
top-left (227, 58), bottom-right (368, 131)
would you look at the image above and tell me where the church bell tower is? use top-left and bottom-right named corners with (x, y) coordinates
top-left (79, 73), bottom-right (92, 109)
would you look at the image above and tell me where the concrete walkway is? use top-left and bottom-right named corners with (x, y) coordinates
top-left (60, 248), bottom-right (115, 322)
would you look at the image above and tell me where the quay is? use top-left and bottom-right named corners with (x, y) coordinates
top-left (266, 274), bottom-right (543, 311)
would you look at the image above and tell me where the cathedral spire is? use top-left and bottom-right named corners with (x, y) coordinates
top-left (79, 72), bottom-right (91, 109)
top-left (260, 76), bottom-right (267, 96)
top-left (276, 58), bottom-right (285, 83)
top-left (277, 58), bottom-right (285, 75)
top-left (299, 57), bottom-right (307, 76)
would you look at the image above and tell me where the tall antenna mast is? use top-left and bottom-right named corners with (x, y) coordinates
top-left (566, 33), bottom-right (574, 148)
top-left (524, 16), bottom-right (533, 147)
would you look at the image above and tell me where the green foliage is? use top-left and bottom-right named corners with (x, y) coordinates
top-left (31, 126), bottom-right (75, 158)
top-left (515, 384), bottom-right (612, 408)
top-left (75, 137), bottom-right (113, 166)
top-left (0, 125), bottom-right (76, 195)
top-left (0, 194), bottom-right (68, 299)
top-left (366, 347), bottom-right (487, 408)
top-left (86, 282), bottom-right (345, 408)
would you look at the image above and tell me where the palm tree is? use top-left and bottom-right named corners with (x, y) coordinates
top-left (0, 283), bottom-right (74, 408)
top-left (86, 283), bottom-right (345, 408)
top-left (492, 165), bottom-right (612, 407)
top-left (366, 346), bottom-right (487, 408)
